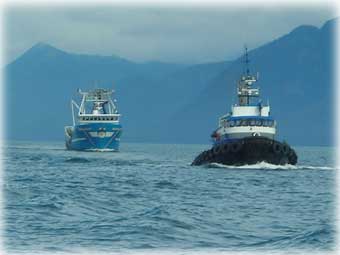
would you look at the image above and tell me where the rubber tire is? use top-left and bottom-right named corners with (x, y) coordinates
top-left (282, 144), bottom-right (289, 155)
top-left (195, 153), bottom-right (204, 164)
top-left (203, 151), bottom-right (209, 161)
top-left (222, 143), bottom-right (230, 153)
top-left (273, 142), bottom-right (282, 154)
top-left (288, 149), bottom-right (297, 165)
top-left (208, 149), bottom-right (214, 159)
top-left (230, 142), bottom-right (242, 153)
top-left (213, 145), bottom-right (221, 155)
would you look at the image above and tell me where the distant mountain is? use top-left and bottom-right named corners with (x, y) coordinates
top-left (5, 18), bottom-right (336, 146)
top-left (5, 42), bottom-right (230, 142)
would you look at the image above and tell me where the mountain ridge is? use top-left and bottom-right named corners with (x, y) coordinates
top-left (5, 18), bottom-right (336, 146)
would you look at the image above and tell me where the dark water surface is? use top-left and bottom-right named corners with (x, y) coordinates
top-left (3, 141), bottom-right (337, 253)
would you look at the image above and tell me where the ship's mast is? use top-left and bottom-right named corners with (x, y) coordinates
top-left (245, 46), bottom-right (250, 76)
top-left (237, 46), bottom-right (259, 106)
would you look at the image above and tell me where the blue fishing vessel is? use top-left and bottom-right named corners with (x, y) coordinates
top-left (65, 88), bottom-right (122, 151)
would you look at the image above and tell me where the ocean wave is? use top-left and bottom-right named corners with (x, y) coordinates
top-left (154, 180), bottom-right (178, 189)
top-left (64, 157), bottom-right (91, 163)
top-left (152, 216), bottom-right (195, 230)
top-left (245, 226), bottom-right (334, 249)
top-left (28, 155), bottom-right (43, 161)
top-left (5, 143), bottom-right (335, 252)
top-left (205, 162), bottom-right (335, 170)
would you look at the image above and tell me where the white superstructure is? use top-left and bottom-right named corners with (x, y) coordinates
top-left (212, 47), bottom-right (276, 143)
top-left (70, 88), bottom-right (121, 125)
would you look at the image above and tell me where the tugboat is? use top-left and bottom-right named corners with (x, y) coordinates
top-left (192, 48), bottom-right (297, 166)
top-left (64, 88), bottom-right (122, 151)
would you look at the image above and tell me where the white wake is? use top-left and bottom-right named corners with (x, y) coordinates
top-left (207, 162), bottom-right (335, 170)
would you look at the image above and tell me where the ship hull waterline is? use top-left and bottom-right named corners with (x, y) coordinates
top-left (191, 137), bottom-right (297, 166)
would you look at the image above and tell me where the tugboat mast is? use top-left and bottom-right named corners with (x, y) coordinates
top-left (245, 46), bottom-right (250, 76)
top-left (238, 47), bottom-right (259, 106)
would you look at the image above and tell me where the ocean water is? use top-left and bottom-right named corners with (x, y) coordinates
top-left (3, 141), bottom-right (337, 253)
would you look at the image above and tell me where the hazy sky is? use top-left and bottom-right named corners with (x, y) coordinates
top-left (4, 4), bottom-right (336, 64)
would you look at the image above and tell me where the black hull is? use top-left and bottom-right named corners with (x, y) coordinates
top-left (191, 137), bottom-right (297, 166)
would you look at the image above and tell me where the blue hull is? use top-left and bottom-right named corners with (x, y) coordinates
top-left (65, 122), bottom-right (122, 151)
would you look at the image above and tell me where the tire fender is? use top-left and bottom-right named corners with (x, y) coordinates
top-left (273, 142), bottom-right (282, 154)
top-left (222, 143), bottom-right (230, 153)
top-left (231, 141), bottom-right (242, 153)
top-left (282, 144), bottom-right (290, 155)
top-left (213, 145), bottom-right (221, 155)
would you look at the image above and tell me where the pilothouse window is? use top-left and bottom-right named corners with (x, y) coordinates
top-left (262, 120), bottom-right (273, 127)
top-left (241, 119), bottom-right (248, 126)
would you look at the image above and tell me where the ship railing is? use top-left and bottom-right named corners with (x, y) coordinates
top-left (238, 88), bottom-right (259, 96)
top-left (78, 115), bottom-right (120, 122)
top-left (84, 97), bottom-right (112, 102)
top-left (78, 113), bottom-right (121, 116)
top-left (78, 88), bottom-right (113, 96)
